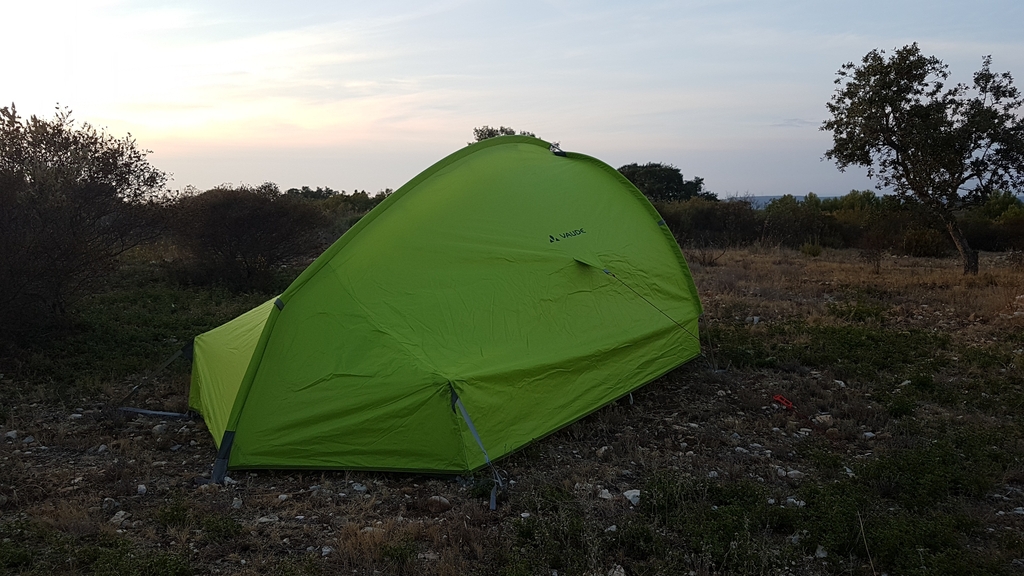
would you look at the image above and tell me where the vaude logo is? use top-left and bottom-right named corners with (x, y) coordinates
top-left (549, 228), bottom-right (586, 242)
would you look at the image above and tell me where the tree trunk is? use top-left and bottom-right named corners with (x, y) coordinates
top-left (944, 219), bottom-right (979, 275)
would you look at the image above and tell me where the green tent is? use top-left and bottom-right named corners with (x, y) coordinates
top-left (189, 136), bottom-right (702, 480)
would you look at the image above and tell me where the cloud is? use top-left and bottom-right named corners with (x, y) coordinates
top-left (772, 118), bottom-right (819, 128)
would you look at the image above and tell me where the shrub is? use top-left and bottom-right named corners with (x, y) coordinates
top-left (800, 242), bottom-right (823, 257)
top-left (655, 197), bottom-right (762, 247)
top-left (761, 194), bottom-right (842, 248)
top-left (169, 183), bottom-right (327, 289)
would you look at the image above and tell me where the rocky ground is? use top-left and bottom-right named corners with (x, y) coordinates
top-left (2, 247), bottom-right (1023, 575)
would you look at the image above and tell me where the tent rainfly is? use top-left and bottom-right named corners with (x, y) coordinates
top-left (188, 136), bottom-right (703, 483)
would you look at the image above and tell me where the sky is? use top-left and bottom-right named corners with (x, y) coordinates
top-left (3, 0), bottom-right (1023, 197)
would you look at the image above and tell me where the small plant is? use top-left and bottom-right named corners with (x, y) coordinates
top-left (800, 242), bottom-right (823, 257)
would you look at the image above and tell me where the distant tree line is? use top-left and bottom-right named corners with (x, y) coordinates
top-left (3, 111), bottom-right (1021, 339)
top-left (654, 189), bottom-right (1024, 261)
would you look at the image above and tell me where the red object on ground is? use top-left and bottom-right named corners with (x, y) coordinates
top-left (773, 394), bottom-right (794, 410)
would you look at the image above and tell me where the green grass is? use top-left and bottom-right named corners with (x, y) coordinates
top-left (0, 260), bottom-right (288, 409)
top-left (0, 520), bottom-right (191, 576)
top-left (712, 321), bottom-right (950, 382)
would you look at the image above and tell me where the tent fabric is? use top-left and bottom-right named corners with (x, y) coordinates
top-left (188, 135), bottom-right (703, 474)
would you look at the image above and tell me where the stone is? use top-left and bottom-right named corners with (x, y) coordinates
top-left (321, 546), bottom-right (334, 557)
top-left (232, 498), bottom-right (243, 509)
top-left (170, 444), bottom-right (182, 452)
top-left (815, 545), bottom-right (828, 558)
top-left (786, 470), bottom-right (806, 480)
top-left (351, 482), bottom-right (367, 493)
top-left (102, 498), bottom-right (119, 511)
top-left (22, 436), bottom-right (35, 444)
top-left (257, 515), bottom-right (279, 523)
top-left (69, 414), bottom-right (83, 419)
top-left (278, 494), bottom-right (290, 501)
top-left (97, 444), bottom-right (108, 453)
top-left (597, 489), bottom-right (613, 500)
top-left (812, 414), bottom-right (834, 426)
top-left (596, 445), bottom-right (611, 457)
top-left (707, 471), bottom-right (719, 478)
top-left (137, 484), bottom-right (147, 496)
top-left (623, 490), bottom-right (640, 506)
top-left (152, 424), bottom-right (168, 435)
top-left (862, 431), bottom-right (876, 440)
top-left (605, 525), bottom-right (617, 532)
top-left (520, 512), bottom-right (531, 518)
top-left (417, 551), bottom-right (439, 561)
top-left (425, 495), bottom-right (451, 513)
top-left (109, 510), bottom-right (131, 525)
top-left (4, 430), bottom-right (16, 439)
top-left (608, 565), bottom-right (626, 576)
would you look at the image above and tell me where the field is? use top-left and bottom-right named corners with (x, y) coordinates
top-left (2, 247), bottom-right (1023, 575)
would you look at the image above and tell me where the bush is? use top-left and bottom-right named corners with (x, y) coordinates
top-left (169, 183), bottom-right (327, 289)
top-left (655, 197), bottom-right (762, 247)
top-left (800, 242), bottom-right (823, 257)
top-left (0, 105), bottom-right (167, 336)
top-left (761, 194), bottom-right (842, 248)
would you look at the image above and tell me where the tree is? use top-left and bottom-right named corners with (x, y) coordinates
top-left (286, 186), bottom-right (338, 200)
top-left (617, 162), bottom-right (716, 203)
top-left (822, 43), bottom-right (1024, 274)
top-left (471, 125), bottom-right (537, 143)
top-left (0, 104), bottom-right (167, 334)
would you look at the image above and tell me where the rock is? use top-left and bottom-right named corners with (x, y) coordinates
top-left (22, 436), bottom-right (35, 444)
top-left (97, 444), bottom-right (108, 453)
top-left (152, 424), bottom-right (168, 435)
top-left (102, 498), bottom-right (119, 511)
top-left (137, 484), bottom-right (147, 496)
top-left (862, 432), bottom-right (876, 440)
top-left (608, 565), bottom-right (626, 576)
top-left (707, 471), bottom-right (719, 479)
top-left (0, 495), bottom-right (8, 506)
top-left (834, 380), bottom-right (846, 388)
top-left (69, 413), bottom-right (83, 419)
top-left (224, 476), bottom-right (238, 485)
top-left (596, 445), bottom-right (611, 457)
top-left (278, 494), bottom-right (290, 501)
top-left (623, 489), bottom-right (640, 506)
top-left (351, 482), bottom-right (367, 494)
top-left (360, 526), bottom-right (382, 534)
top-left (815, 544), bottom-right (828, 558)
top-left (786, 470), bottom-right (806, 480)
top-left (170, 444), bottom-right (182, 452)
top-left (520, 512), bottom-right (530, 518)
top-left (321, 546), bottom-right (334, 557)
top-left (417, 551), bottom-right (439, 561)
top-left (4, 430), bottom-right (16, 439)
top-left (109, 510), bottom-right (131, 525)
top-left (257, 515), bottom-right (279, 524)
top-left (232, 498), bottom-right (243, 509)
top-left (425, 495), bottom-right (451, 513)
top-left (597, 489), bottom-right (613, 500)
top-left (812, 414), bottom-right (834, 426)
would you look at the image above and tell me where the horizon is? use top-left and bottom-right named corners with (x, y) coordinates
top-left (4, 1), bottom-right (1023, 197)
